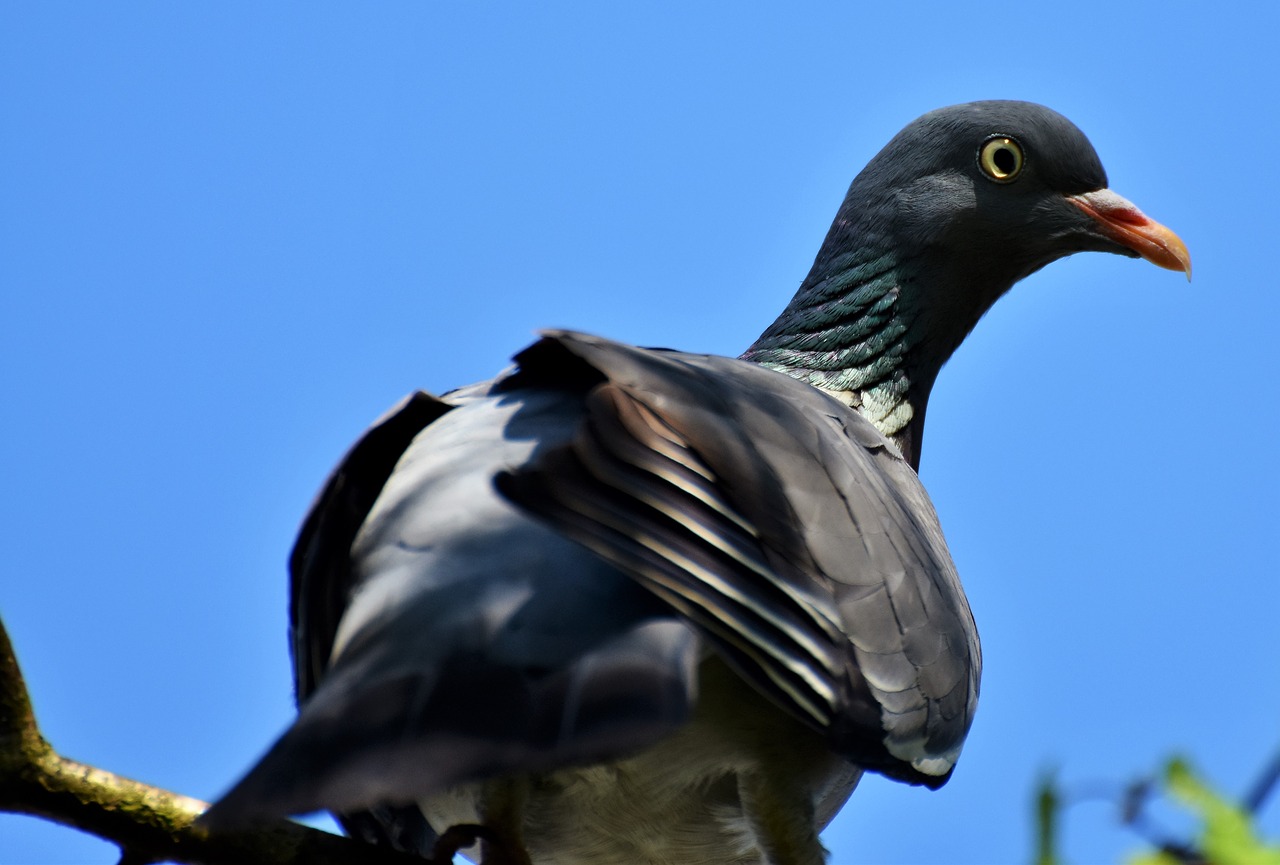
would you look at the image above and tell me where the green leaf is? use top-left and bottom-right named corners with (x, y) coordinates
top-left (1143, 757), bottom-right (1280, 865)
top-left (1125, 854), bottom-right (1181, 865)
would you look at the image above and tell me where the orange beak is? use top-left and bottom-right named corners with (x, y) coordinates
top-left (1066, 189), bottom-right (1192, 280)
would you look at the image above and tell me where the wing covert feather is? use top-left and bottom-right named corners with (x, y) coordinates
top-left (497, 331), bottom-right (979, 785)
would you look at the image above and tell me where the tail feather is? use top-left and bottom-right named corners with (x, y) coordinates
top-left (202, 618), bottom-right (698, 829)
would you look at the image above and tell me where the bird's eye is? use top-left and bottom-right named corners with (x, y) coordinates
top-left (978, 136), bottom-right (1024, 183)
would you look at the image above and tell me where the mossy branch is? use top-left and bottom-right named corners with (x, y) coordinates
top-left (0, 615), bottom-right (428, 865)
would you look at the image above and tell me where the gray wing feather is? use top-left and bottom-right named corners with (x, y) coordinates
top-left (205, 384), bottom-right (698, 827)
top-left (290, 391), bottom-right (453, 701)
top-left (498, 331), bottom-right (979, 785)
top-left (206, 327), bottom-right (978, 829)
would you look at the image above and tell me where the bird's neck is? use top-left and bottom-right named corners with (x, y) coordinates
top-left (741, 247), bottom-right (954, 471)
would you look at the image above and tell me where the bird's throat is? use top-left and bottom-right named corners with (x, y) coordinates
top-left (741, 249), bottom-right (932, 467)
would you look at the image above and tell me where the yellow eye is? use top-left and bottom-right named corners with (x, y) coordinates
top-left (978, 136), bottom-right (1024, 182)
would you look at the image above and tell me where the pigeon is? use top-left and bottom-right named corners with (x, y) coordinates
top-left (203, 101), bottom-right (1190, 865)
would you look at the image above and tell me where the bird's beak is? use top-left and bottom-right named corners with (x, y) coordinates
top-left (1066, 189), bottom-right (1192, 280)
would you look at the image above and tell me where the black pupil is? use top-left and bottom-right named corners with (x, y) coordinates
top-left (992, 146), bottom-right (1017, 174)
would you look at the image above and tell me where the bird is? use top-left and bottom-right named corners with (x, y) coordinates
top-left (202, 101), bottom-right (1191, 865)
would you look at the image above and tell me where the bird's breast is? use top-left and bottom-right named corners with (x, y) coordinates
top-left (418, 656), bottom-right (862, 865)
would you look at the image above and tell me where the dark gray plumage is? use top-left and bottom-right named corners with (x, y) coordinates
top-left (203, 101), bottom-right (1189, 865)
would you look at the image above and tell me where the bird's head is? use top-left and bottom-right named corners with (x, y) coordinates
top-left (752, 100), bottom-right (1190, 466)
top-left (828, 101), bottom-right (1190, 332)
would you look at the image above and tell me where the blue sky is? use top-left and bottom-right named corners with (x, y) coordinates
top-left (3, 4), bottom-right (1277, 863)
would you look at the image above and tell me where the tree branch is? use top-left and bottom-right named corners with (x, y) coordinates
top-left (0, 615), bottom-right (428, 865)
top-left (1244, 745), bottom-right (1280, 816)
